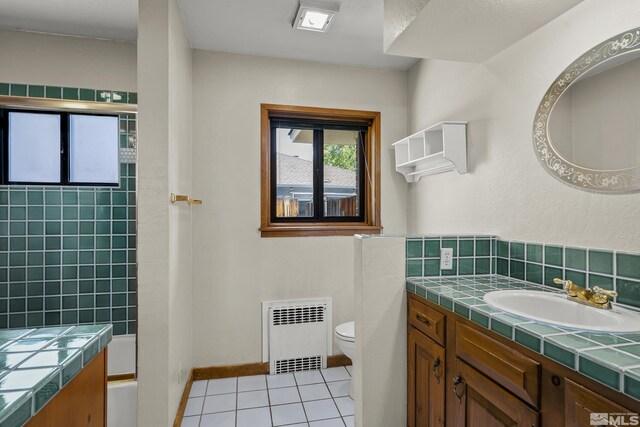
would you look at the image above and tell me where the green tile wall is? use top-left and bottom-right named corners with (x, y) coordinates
top-left (0, 84), bottom-right (137, 335)
top-left (406, 235), bottom-right (640, 309)
top-left (2, 83), bottom-right (137, 105)
top-left (495, 239), bottom-right (640, 310)
top-left (406, 235), bottom-right (496, 278)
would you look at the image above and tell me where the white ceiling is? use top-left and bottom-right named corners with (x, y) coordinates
top-left (0, 0), bottom-right (585, 68)
top-left (177, 0), bottom-right (417, 70)
top-left (0, 0), bottom-right (416, 70)
top-left (0, 0), bottom-right (138, 41)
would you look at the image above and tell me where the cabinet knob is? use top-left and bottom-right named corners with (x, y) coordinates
top-left (551, 375), bottom-right (561, 386)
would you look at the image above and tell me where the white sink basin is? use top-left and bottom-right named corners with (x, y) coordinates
top-left (483, 290), bottom-right (640, 333)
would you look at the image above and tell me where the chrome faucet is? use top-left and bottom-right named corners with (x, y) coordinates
top-left (553, 278), bottom-right (618, 310)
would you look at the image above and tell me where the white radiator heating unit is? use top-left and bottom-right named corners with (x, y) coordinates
top-left (262, 298), bottom-right (332, 375)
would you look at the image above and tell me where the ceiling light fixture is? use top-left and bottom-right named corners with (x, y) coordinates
top-left (293, 0), bottom-right (340, 33)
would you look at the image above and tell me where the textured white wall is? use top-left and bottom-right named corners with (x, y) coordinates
top-left (137, 1), bottom-right (171, 425)
top-left (354, 236), bottom-right (406, 427)
top-left (0, 29), bottom-right (136, 91)
top-left (407, 0), bottom-right (640, 252)
top-left (191, 51), bottom-right (408, 366)
top-left (167, 0), bottom-right (193, 421)
top-left (138, 0), bottom-right (193, 425)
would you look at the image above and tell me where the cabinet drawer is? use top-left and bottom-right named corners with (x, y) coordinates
top-left (409, 297), bottom-right (445, 346)
top-left (456, 323), bottom-right (540, 407)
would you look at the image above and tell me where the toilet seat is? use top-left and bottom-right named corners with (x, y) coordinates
top-left (335, 321), bottom-right (355, 342)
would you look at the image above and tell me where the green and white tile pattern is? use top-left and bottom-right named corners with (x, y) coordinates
top-left (496, 239), bottom-right (640, 309)
top-left (406, 235), bottom-right (496, 278)
top-left (0, 84), bottom-right (137, 336)
top-left (406, 275), bottom-right (640, 402)
top-left (0, 324), bottom-right (112, 427)
top-left (0, 83), bottom-right (136, 105)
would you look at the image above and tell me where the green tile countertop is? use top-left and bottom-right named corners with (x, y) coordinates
top-left (0, 324), bottom-right (112, 427)
top-left (406, 275), bottom-right (640, 403)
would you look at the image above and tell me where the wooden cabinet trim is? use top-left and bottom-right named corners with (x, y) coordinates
top-left (456, 322), bottom-right (540, 407)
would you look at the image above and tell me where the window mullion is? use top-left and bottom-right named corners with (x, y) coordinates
top-left (313, 128), bottom-right (324, 222)
top-left (61, 113), bottom-right (69, 184)
top-left (270, 124), bottom-right (278, 220)
top-left (358, 130), bottom-right (366, 222)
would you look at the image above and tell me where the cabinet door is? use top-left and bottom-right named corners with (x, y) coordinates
top-left (408, 326), bottom-right (445, 427)
top-left (453, 359), bottom-right (539, 427)
top-left (564, 378), bottom-right (636, 427)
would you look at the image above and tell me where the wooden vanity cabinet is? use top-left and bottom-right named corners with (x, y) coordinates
top-left (408, 326), bottom-right (445, 427)
top-left (407, 293), bottom-right (640, 427)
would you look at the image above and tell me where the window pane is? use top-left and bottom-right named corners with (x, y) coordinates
top-left (323, 130), bottom-right (360, 217)
top-left (275, 128), bottom-right (314, 217)
top-left (8, 112), bottom-right (61, 183)
top-left (69, 114), bottom-right (119, 184)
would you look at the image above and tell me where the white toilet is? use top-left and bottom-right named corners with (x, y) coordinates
top-left (334, 321), bottom-right (355, 399)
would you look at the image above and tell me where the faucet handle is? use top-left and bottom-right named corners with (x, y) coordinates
top-left (592, 286), bottom-right (618, 298)
top-left (554, 278), bottom-right (576, 294)
top-left (554, 278), bottom-right (588, 300)
top-left (553, 278), bottom-right (573, 288)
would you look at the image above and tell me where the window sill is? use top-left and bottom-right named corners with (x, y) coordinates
top-left (260, 224), bottom-right (382, 238)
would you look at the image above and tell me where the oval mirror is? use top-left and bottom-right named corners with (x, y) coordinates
top-left (533, 28), bottom-right (640, 192)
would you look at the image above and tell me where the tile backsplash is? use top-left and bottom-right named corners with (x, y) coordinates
top-left (406, 235), bottom-right (640, 310)
top-left (0, 83), bottom-right (137, 335)
top-left (495, 239), bottom-right (640, 309)
top-left (406, 235), bottom-right (497, 278)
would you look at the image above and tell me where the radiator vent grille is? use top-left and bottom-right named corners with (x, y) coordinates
top-left (272, 305), bottom-right (325, 326)
top-left (262, 298), bottom-right (331, 375)
top-left (274, 356), bottom-right (323, 374)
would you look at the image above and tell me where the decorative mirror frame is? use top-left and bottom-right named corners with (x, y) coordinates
top-left (533, 28), bottom-right (640, 193)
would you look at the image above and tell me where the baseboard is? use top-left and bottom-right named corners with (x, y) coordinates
top-left (172, 369), bottom-right (194, 427)
top-left (174, 354), bottom-right (352, 426)
top-left (327, 354), bottom-right (352, 368)
top-left (107, 373), bottom-right (136, 382)
top-left (193, 362), bottom-right (269, 381)
top-left (192, 355), bottom-right (352, 381)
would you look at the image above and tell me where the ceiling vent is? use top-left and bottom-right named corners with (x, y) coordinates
top-left (293, 0), bottom-right (340, 33)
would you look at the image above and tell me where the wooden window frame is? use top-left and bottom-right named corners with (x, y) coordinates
top-left (260, 104), bottom-right (382, 237)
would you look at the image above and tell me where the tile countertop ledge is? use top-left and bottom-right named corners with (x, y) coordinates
top-left (406, 275), bottom-right (640, 403)
top-left (0, 324), bottom-right (112, 427)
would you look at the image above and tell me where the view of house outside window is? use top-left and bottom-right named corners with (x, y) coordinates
top-left (275, 127), bottom-right (360, 218)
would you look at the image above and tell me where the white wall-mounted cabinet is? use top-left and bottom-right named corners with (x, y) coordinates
top-left (393, 121), bottom-right (467, 183)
